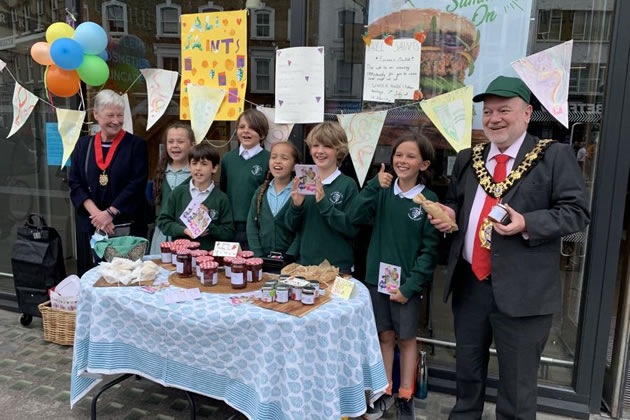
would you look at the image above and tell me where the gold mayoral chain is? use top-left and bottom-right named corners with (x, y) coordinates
top-left (472, 138), bottom-right (555, 249)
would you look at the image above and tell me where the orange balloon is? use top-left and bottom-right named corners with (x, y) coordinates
top-left (46, 65), bottom-right (80, 97)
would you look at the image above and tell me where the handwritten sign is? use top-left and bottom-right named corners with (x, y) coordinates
top-left (363, 39), bottom-right (420, 103)
top-left (275, 47), bottom-right (325, 123)
top-left (330, 276), bottom-right (355, 300)
top-left (213, 241), bottom-right (241, 258)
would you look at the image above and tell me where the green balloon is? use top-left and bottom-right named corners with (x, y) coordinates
top-left (77, 55), bottom-right (110, 86)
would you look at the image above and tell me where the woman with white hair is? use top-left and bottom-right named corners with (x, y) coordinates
top-left (69, 89), bottom-right (148, 275)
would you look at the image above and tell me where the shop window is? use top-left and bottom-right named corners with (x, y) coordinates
top-left (199, 2), bottom-right (224, 13)
top-left (570, 64), bottom-right (607, 95)
top-left (538, 9), bottom-right (612, 42)
top-left (335, 59), bottom-right (352, 95)
top-left (337, 10), bottom-right (355, 39)
top-left (251, 3), bottom-right (274, 40)
top-left (102, 0), bottom-right (128, 35)
top-left (251, 50), bottom-right (274, 93)
top-left (156, 1), bottom-right (180, 38)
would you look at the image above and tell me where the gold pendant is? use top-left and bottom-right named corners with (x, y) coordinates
top-left (479, 217), bottom-right (493, 250)
top-left (99, 172), bottom-right (108, 186)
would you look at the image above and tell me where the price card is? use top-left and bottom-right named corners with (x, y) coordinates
top-left (213, 241), bottom-right (241, 257)
top-left (330, 276), bottom-right (355, 300)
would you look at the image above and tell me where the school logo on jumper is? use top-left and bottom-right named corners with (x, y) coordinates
top-left (329, 191), bottom-right (343, 205)
top-left (408, 207), bottom-right (424, 221)
top-left (251, 165), bottom-right (263, 176)
top-left (208, 209), bottom-right (218, 220)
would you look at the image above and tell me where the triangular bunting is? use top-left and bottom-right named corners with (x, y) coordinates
top-left (421, 85), bottom-right (473, 153)
top-left (141, 68), bottom-right (179, 131)
top-left (56, 108), bottom-right (86, 169)
top-left (337, 111), bottom-right (387, 187)
top-left (256, 106), bottom-right (295, 150)
top-left (0, 59), bottom-right (6, 72)
top-left (122, 93), bottom-right (133, 134)
top-left (511, 40), bottom-right (572, 128)
top-left (8, 83), bottom-right (39, 138)
top-left (188, 84), bottom-right (225, 144)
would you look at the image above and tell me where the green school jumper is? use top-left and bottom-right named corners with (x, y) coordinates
top-left (351, 176), bottom-right (440, 298)
top-left (246, 185), bottom-right (297, 257)
top-left (219, 148), bottom-right (270, 224)
top-left (285, 173), bottom-right (358, 272)
top-left (157, 183), bottom-right (235, 250)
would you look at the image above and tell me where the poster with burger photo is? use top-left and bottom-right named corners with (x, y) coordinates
top-left (366, 0), bottom-right (533, 131)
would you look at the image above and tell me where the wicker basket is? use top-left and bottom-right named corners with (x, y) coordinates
top-left (38, 300), bottom-right (76, 346)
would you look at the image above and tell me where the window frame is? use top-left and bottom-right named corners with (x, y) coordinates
top-left (156, 1), bottom-right (181, 39)
top-left (101, 0), bottom-right (128, 36)
top-left (198, 2), bottom-right (224, 13)
top-left (250, 3), bottom-right (275, 41)
top-left (250, 48), bottom-right (275, 94)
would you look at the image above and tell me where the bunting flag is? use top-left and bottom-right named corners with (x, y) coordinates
top-left (122, 93), bottom-right (133, 134)
top-left (187, 84), bottom-right (225, 144)
top-left (56, 108), bottom-right (86, 168)
top-left (7, 83), bottom-right (39, 138)
top-left (511, 40), bottom-right (572, 128)
top-left (256, 106), bottom-right (294, 150)
top-left (420, 85), bottom-right (473, 152)
top-left (141, 68), bottom-right (179, 131)
top-left (0, 59), bottom-right (6, 72)
top-left (337, 111), bottom-right (387, 187)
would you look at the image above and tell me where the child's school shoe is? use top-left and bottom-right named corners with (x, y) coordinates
top-left (363, 394), bottom-right (394, 419)
top-left (395, 397), bottom-right (415, 420)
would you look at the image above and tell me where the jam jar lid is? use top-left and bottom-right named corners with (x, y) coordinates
top-left (196, 256), bottom-right (212, 264)
top-left (223, 256), bottom-right (234, 263)
top-left (302, 287), bottom-right (315, 295)
top-left (231, 257), bottom-right (246, 265)
top-left (160, 241), bottom-right (170, 248)
top-left (173, 239), bottom-right (190, 245)
top-left (176, 248), bottom-right (190, 256)
top-left (246, 258), bottom-right (264, 266)
top-left (200, 261), bottom-right (218, 269)
top-left (196, 250), bottom-right (209, 256)
top-left (187, 241), bottom-right (201, 248)
top-left (241, 250), bottom-right (255, 258)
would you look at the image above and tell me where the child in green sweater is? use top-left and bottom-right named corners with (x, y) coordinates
top-left (220, 109), bottom-right (270, 250)
top-left (246, 141), bottom-right (300, 258)
top-left (157, 142), bottom-right (235, 250)
top-left (286, 121), bottom-right (358, 273)
top-left (352, 135), bottom-right (440, 420)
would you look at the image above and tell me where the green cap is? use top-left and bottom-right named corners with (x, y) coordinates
top-left (472, 76), bottom-right (531, 103)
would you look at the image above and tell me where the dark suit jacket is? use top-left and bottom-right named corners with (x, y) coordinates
top-left (444, 133), bottom-right (590, 317)
top-left (68, 132), bottom-right (148, 234)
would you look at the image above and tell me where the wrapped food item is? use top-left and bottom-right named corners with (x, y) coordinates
top-left (412, 192), bottom-right (458, 232)
top-left (99, 258), bottom-right (159, 285)
top-left (280, 260), bottom-right (339, 287)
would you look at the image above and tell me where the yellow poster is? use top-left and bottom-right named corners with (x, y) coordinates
top-left (56, 108), bottom-right (86, 169)
top-left (420, 85), bottom-right (473, 153)
top-left (180, 10), bottom-right (247, 121)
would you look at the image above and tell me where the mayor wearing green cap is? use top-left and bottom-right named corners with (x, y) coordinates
top-left (429, 76), bottom-right (590, 419)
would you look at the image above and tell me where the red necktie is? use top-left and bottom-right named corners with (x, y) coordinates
top-left (471, 154), bottom-right (509, 281)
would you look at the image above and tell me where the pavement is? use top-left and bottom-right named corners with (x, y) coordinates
top-left (0, 308), bottom-right (611, 420)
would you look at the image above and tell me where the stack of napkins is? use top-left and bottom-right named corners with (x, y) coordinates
top-left (99, 258), bottom-right (159, 285)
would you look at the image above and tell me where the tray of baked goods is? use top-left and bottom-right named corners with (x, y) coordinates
top-left (93, 258), bottom-right (160, 287)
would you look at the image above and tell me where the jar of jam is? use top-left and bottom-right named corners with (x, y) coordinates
top-left (176, 249), bottom-right (193, 278)
top-left (301, 286), bottom-right (316, 305)
top-left (170, 243), bottom-right (179, 265)
top-left (223, 256), bottom-right (234, 278)
top-left (230, 258), bottom-right (247, 289)
top-left (200, 261), bottom-right (219, 286)
top-left (241, 250), bottom-right (254, 259)
top-left (160, 242), bottom-right (171, 263)
top-left (187, 241), bottom-right (201, 250)
top-left (290, 285), bottom-right (303, 301)
top-left (261, 286), bottom-right (275, 303)
top-left (276, 285), bottom-right (290, 303)
top-left (191, 250), bottom-right (209, 270)
top-left (308, 280), bottom-right (320, 297)
top-left (195, 256), bottom-right (213, 277)
top-left (246, 258), bottom-right (264, 282)
top-left (209, 250), bottom-right (224, 268)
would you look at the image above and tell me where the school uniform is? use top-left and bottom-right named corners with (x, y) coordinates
top-left (246, 180), bottom-right (297, 258)
top-left (157, 180), bottom-right (235, 250)
top-left (285, 169), bottom-right (358, 272)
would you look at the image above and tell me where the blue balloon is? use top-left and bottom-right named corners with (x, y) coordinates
top-left (98, 50), bottom-right (109, 61)
top-left (50, 38), bottom-right (84, 70)
top-left (74, 22), bottom-right (108, 55)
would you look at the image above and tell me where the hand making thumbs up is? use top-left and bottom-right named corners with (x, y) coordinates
top-left (378, 163), bottom-right (394, 188)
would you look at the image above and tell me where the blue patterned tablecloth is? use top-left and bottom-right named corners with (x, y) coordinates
top-left (70, 263), bottom-right (387, 419)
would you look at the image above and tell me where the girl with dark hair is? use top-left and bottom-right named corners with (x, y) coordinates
top-left (246, 141), bottom-right (300, 257)
top-left (149, 123), bottom-right (195, 254)
top-left (351, 135), bottom-right (440, 420)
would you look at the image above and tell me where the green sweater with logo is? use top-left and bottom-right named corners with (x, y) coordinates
top-left (219, 149), bottom-right (270, 223)
top-left (246, 185), bottom-right (298, 258)
top-left (156, 184), bottom-right (235, 250)
top-left (285, 173), bottom-right (359, 271)
top-left (351, 176), bottom-right (440, 298)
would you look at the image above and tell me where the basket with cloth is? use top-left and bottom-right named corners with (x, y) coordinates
top-left (93, 236), bottom-right (149, 262)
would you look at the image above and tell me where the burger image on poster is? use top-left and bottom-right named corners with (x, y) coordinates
top-left (367, 9), bottom-right (480, 99)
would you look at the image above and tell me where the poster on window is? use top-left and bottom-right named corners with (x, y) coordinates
top-left (366, 0), bottom-right (533, 129)
top-left (180, 10), bottom-right (247, 121)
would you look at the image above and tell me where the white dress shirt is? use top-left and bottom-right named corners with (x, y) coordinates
top-left (321, 168), bottom-right (342, 185)
top-left (393, 178), bottom-right (425, 199)
top-left (189, 180), bottom-right (215, 203)
top-left (239, 144), bottom-right (264, 160)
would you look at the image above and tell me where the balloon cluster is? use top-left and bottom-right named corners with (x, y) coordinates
top-left (30, 22), bottom-right (110, 97)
